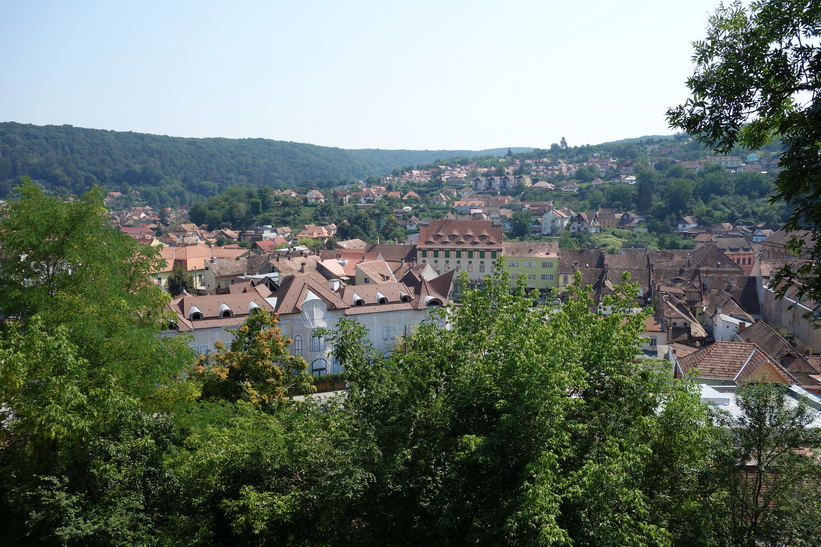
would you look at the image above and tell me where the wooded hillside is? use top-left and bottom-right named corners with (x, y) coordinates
top-left (0, 122), bottom-right (514, 205)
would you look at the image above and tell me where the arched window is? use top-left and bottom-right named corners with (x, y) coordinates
top-left (292, 335), bottom-right (303, 357)
top-left (311, 358), bottom-right (327, 376)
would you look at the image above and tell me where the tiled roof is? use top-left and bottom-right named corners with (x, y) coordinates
top-left (417, 219), bottom-right (503, 249)
top-left (678, 341), bottom-right (796, 384)
top-left (502, 241), bottom-right (559, 258)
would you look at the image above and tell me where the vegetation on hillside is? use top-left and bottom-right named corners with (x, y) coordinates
top-left (0, 122), bottom-right (513, 206)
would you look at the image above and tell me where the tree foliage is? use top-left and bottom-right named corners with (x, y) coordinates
top-left (192, 309), bottom-right (312, 408)
top-left (668, 0), bottom-right (821, 315)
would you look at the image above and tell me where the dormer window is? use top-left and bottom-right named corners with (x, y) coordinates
top-left (376, 291), bottom-right (388, 305)
top-left (188, 306), bottom-right (203, 321)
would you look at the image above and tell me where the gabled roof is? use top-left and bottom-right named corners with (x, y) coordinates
top-left (677, 341), bottom-right (796, 384)
top-left (356, 260), bottom-right (397, 284)
top-left (702, 289), bottom-right (755, 322)
top-left (271, 274), bottom-right (349, 315)
top-left (736, 321), bottom-right (821, 383)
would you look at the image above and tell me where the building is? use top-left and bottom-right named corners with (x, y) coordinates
top-left (502, 241), bottom-right (560, 292)
top-left (417, 219), bottom-right (503, 288)
top-left (165, 271), bottom-right (453, 375)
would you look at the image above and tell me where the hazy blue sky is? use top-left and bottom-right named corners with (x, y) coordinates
top-left (1, 0), bottom-right (724, 150)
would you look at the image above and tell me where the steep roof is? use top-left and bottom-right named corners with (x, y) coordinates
top-left (417, 219), bottom-right (503, 249)
top-left (677, 341), bottom-right (796, 384)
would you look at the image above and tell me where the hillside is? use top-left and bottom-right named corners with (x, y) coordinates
top-left (0, 122), bottom-right (526, 206)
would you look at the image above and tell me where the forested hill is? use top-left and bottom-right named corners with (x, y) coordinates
top-left (0, 122), bottom-right (521, 205)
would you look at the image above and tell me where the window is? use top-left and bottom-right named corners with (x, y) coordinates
top-left (563, 275), bottom-right (569, 284)
top-left (541, 274), bottom-right (554, 281)
top-left (526, 261), bottom-right (534, 268)
top-left (445, 251), bottom-right (450, 258)
top-left (480, 251), bottom-right (486, 259)
top-left (433, 250), bottom-right (439, 258)
top-left (649, 337), bottom-right (657, 347)
top-left (528, 274), bottom-right (536, 280)
top-left (491, 252), bottom-right (497, 259)
top-left (468, 251), bottom-right (474, 258)
top-left (382, 326), bottom-right (395, 341)
top-left (311, 358), bottom-right (327, 376)
top-left (479, 263), bottom-right (486, 273)
top-left (467, 264), bottom-right (473, 273)
top-left (542, 261), bottom-right (554, 268)
top-left (292, 335), bottom-right (303, 357)
top-left (310, 331), bottom-right (324, 352)
top-left (421, 250), bottom-right (427, 258)
top-left (455, 251), bottom-right (461, 259)
top-left (197, 274), bottom-right (204, 285)
top-left (508, 261), bottom-right (519, 268)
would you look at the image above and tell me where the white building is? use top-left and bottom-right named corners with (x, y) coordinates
top-left (164, 270), bottom-right (453, 376)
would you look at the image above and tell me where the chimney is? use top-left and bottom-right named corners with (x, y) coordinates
top-left (806, 348), bottom-right (813, 357)
top-left (739, 322), bottom-right (747, 332)
top-left (300, 262), bottom-right (306, 273)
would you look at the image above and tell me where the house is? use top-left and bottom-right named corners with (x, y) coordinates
top-left (596, 208), bottom-right (622, 229)
top-left (155, 244), bottom-right (248, 292)
top-left (417, 219), bottom-right (503, 289)
top-left (355, 260), bottom-right (397, 285)
top-left (677, 216), bottom-right (698, 232)
top-left (701, 289), bottom-right (755, 341)
top-left (541, 207), bottom-right (572, 236)
top-left (712, 236), bottom-right (755, 274)
top-left (202, 255), bottom-right (271, 294)
top-left (641, 315), bottom-right (668, 358)
top-left (568, 212), bottom-right (600, 234)
top-left (305, 190), bottom-right (325, 203)
top-left (737, 320), bottom-right (821, 388)
top-left (296, 224), bottom-right (332, 243)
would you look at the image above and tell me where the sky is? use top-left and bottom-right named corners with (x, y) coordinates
top-left (1, 0), bottom-right (725, 151)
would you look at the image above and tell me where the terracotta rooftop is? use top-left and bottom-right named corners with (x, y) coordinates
top-left (417, 219), bottom-right (503, 249)
top-left (678, 341), bottom-right (796, 384)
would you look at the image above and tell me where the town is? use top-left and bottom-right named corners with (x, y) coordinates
top-left (107, 145), bottom-right (819, 398)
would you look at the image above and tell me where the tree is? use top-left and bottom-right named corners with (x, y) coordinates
top-left (560, 137), bottom-right (568, 149)
top-left (710, 382), bottom-right (821, 546)
top-left (166, 263), bottom-right (195, 296)
top-left (668, 0), bottom-right (821, 316)
top-left (328, 270), bottom-right (718, 544)
top-left (192, 309), bottom-right (312, 409)
top-left (509, 211), bottom-right (533, 238)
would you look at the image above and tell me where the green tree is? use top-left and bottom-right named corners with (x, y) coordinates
top-left (192, 309), bottom-right (312, 409)
top-left (510, 210), bottom-right (533, 238)
top-left (0, 181), bottom-right (194, 543)
top-left (667, 0), bottom-right (821, 315)
top-left (166, 263), bottom-right (195, 296)
top-left (329, 270), bottom-right (717, 544)
top-left (710, 382), bottom-right (821, 546)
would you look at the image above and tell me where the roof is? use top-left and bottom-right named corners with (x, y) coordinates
top-left (356, 260), bottom-right (397, 284)
top-left (417, 219), bottom-right (503, 250)
top-left (678, 341), bottom-right (796, 384)
top-left (502, 241), bottom-right (559, 258)
top-left (736, 321), bottom-right (821, 383)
